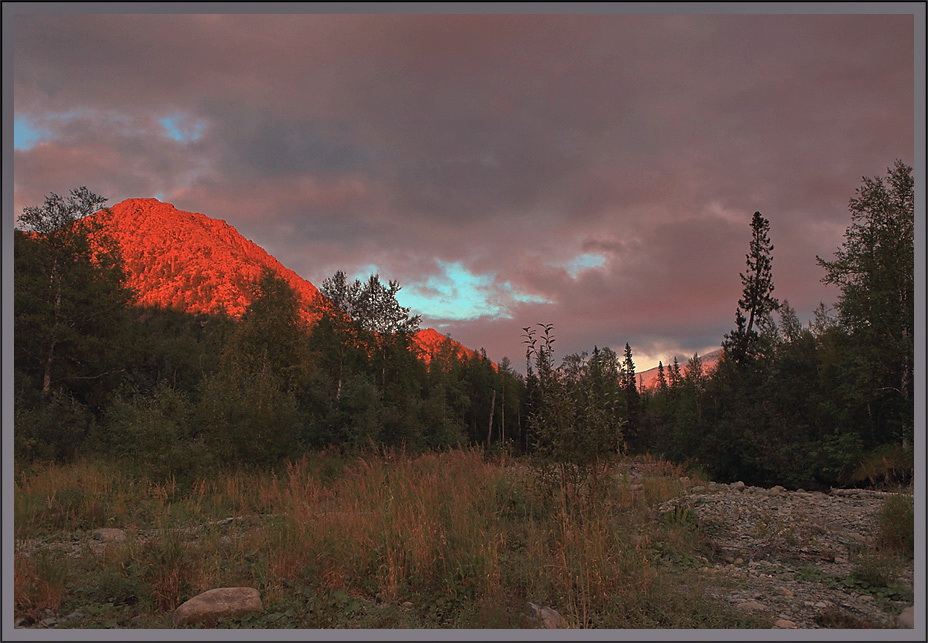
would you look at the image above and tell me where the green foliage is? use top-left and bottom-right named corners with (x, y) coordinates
top-left (197, 359), bottom-right (303, 468)
top-left (15, 197), bottom-right (135, 409)
top-left (14, 388), bottom-right (96, 463)
top-left (643, 164), bottom-right (915, 490)
top-left (817, 160), bottom-right (915, 448)
top-left (99, 384), bottom-right (212, 483)
top-left (522, 324), bottom-right (624, 513)
top-left (320, 270), bottom-right (421, 337)
top-left (127, 307), bottom-right (233, 396)
top-left (523, 325), bottom-right (624, 466)
top-left (234, 269), bottom-right (313, 390)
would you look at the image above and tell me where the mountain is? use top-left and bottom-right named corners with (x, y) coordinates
top-left (636, 348), bottom-right (723, 390)
top-left (412, 327), bottom-right (483, 365)
top-left (92, 198), bottom-right (482, 363)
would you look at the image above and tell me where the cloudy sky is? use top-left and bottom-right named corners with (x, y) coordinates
top-left (10, 7), bottom-right (918, 370)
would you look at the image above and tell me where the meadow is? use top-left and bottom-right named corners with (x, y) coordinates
top-left (15, 448), bottom-right (774, 630)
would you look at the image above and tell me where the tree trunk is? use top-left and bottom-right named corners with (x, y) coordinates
top-left (42, 260), bottom-right (63, 395)
top-left (500, 383), bottom-right (505, 446)
top-left (487, 389), bottom-right (496, 446)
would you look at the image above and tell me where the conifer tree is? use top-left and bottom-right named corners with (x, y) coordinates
top-left (723, 211), bottom-right (779, 364)
top-left (621, 343), bottom-right (641, 451)
top-left (656, 361), bottom-right (668, 392)
top-left (669, 357), bottom-right (682, 388)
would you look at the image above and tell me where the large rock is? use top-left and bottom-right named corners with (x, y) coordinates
top-left (898, 605), bottom-right (915, 628)
top-left (525, 602), bottom-right (567, 628)
top-left (91, 528), bottom-right (126, 542)
top-left (172, 587), bottom-right (263, 627)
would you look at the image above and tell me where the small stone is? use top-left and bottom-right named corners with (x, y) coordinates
top-left (40, 617), bottom-right (59, 627)
top-left (773, 619), bottom-right (797, 629)
top-left (14, 616), bottom-right (33, 627)
top-left (732, 481), bottom-right (745, 491)
top-left (724, 556), bottom-right (735, 564)
top-left (691, 486), bottom-right (706, 493)
top-left (780, 587), bottom-right (794, 596)
top-left (898, 606), bottom-right (915, 628)
top-left (859, 595), bottom-right (873, 602)
top-left (401, 601), bottom-right (413, 608)
top-left (814, 601), bottom-right (827, 608)
top-left (734, 557), bottom-right (744, 565)
top-left (803, 601), bottom-right (815, 607)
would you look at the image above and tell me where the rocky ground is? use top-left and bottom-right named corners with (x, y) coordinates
top-left (654, 475), bottom-right (916, 629)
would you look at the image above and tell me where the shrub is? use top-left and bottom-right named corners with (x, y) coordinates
top-left (875, 493), bottom-right (914, 556)
top-left (99, 383), bottom-right (212, 483)
top-left (197, 360), bottom-right (302, 468)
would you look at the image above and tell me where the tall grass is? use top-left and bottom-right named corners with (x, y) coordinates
top-left (15, 448), bottom-right (761, 629)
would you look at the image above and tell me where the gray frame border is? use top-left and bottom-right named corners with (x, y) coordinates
top-left (3, 2), bottom-right (925, 642)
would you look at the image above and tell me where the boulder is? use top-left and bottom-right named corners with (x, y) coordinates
top-left (172, 587), bottom-right (263, 627)
top-left (525, 602), bottom-right (568, 628)
top-left (91, 528), bottom-right (126, 542)
top-left (736, 600), bottom-right (768, 612)
top-left (898, 605), bottom-right (915, 629)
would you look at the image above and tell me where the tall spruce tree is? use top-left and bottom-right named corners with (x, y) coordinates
top-left (621, 343), bottom-right (641, 451)
top-left (656, 361), bottom-right (668, 392)
top-left (723, 211), bottom-right (779, 364)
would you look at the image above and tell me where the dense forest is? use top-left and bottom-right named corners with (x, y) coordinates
top-left (13, 161), bottom-right (915, 491)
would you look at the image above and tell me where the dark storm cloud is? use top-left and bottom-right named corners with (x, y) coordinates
top-left (11, 10), bottom-right (916, 367)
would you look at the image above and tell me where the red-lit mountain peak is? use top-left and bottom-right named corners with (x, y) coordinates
top-left (95, 198), bottom-right (332, 325)
top-left (93, 198), bottom-right (483, 365)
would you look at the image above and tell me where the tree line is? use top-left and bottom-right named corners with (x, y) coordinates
top-left (13, 161), bottom-right (915, 490)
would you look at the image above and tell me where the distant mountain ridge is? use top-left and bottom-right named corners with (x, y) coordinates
top-left (636, 348), bottom-right (723, 390)
top-left (93, 198), bottom-right (482, 363)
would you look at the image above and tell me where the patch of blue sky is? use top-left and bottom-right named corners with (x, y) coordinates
top-left (14, 117), bottom-right (49, 150)
top-left (401, 260), bottom-right (549, 321)
top-left (565, 253), bottom-right (606, 278)
top-left (159, 115), bottom-right (205, 142)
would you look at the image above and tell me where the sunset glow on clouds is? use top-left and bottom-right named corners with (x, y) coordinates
top-left (8, 7), bottom-right (920, 369)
